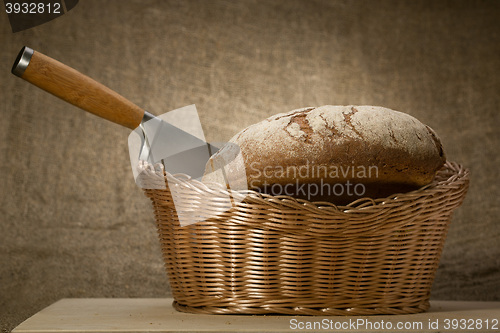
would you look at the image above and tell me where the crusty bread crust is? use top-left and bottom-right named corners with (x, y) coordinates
top-left (204, 105), bottom-right (446, 204)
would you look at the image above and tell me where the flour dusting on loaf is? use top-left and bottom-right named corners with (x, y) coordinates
top-left (204, 105), bottom-right (446, 204)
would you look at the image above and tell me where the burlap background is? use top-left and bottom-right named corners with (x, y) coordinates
top-left (1, 0), bottom-right (499, 330)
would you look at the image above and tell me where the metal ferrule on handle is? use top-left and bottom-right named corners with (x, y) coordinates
top-left (12, 46), bottom-right (34, 77)
top-left (141, 111), bottom-right (155, 124)
top-left (138, 110), bottom-right (156, 163)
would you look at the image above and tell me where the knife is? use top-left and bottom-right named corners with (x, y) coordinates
top-left (11, 46), bottom-right (220, 184)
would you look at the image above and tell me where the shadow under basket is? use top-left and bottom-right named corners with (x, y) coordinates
top-left (143, 161), bottom-right (469, 316)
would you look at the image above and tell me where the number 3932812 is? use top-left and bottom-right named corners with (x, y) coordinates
top-left (5, 2), bottom-right (62, 14)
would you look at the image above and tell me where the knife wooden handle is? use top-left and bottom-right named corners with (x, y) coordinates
top-left (12, 46), bottom-right (145, 130)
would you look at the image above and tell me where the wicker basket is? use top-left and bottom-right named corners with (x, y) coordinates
top-left (143, 161), bottom-right (469, 315)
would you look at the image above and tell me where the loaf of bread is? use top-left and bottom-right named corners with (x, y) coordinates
top-left (203, 105), bottom-right (446, 204)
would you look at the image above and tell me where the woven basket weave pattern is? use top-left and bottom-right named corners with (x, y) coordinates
top-left (145, 161), bottom-right (469, 315)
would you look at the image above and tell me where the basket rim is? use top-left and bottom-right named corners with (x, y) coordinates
top-left (163, 160), bottom-right (469, 213)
